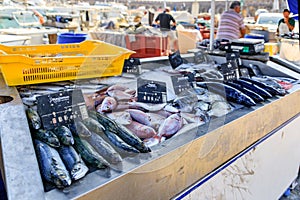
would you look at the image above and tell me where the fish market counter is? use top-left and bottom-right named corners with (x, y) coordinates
top-left (1, 55), bottom-right (300, 200)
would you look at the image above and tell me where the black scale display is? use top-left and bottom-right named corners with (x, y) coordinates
top-left (37, 89), bottom-right (88, 130)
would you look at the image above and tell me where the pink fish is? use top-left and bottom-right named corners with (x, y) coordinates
top-left (126, 121), bottom-right (157, 139)
top-left (147, 113), bottom-right (166, 130)
top-left (127, 109), bottom-right (151, 126)
top-left (107, 90), bottom-right (135, 101)
top-left (107, 84), bottom-right (129, 92)
top-left (106, 111), bottom-right (132, 125)
top-left (158, 113), bottom-right (183, 138)
top-left (96, 96), bottom-right (117, 113)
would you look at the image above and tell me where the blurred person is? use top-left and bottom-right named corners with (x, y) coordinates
top-left (155, 7), bottom-right (178, 52)
top-left (277, 8), bottom-right (295, 35)
top-left (216, 1), bottom-right (245, 41)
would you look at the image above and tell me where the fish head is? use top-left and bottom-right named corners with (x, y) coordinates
top-left (70, 163), bottom-right (89, 181)
top-left (48, 137), bottom-right (61, 148)
top-left (51, 168), bottom-right (72, 188)
top-left (62, 135), bottom-right (74, 145)
top-left (31, 118), bottom-right (41, 129)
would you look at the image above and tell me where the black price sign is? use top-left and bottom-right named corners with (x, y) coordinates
top-left (123, 58), bottom-right (141, 74)
top-left (137, 78), bottom-right (167, 104)
top-left (221, 62), bottom-right (239, 81)
top-left (37, 89), bottom-right (88, 130)
top-left (171, 75), bottom-right (192, 95)
top-left (226, 51), bottom-right (242, 67)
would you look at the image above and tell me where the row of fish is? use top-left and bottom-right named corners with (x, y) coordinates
top-left (20, 60), bottom-right (296, 189)
top-left (25, 104), bottom-right (154, 189)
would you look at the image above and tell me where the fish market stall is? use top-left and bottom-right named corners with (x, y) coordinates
top-left (0, 42), bottom-right (300, 200)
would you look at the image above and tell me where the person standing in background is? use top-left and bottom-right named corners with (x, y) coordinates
top-left (277, 9), bottom-right (295, 35)
top-left (155, 7), bottom-right (178, 52)
top-left (216, 1), bottom-right (245, 41)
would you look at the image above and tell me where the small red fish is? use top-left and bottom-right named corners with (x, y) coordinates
top-left (96, 96), bottom-right (117, 113)
top-left (126, 121), bottom-right (157, 139)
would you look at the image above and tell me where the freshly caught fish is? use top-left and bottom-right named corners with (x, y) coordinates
top-left (34, 140), bottom-right (71, 188)
top-left (33, 129), bottom-right (60, 148)
top-left (73, 137), bottom-right (110, 169)
top-left (180, 112), bottom-right (206, 125)
top-left (104, 129), bottom-right (140, 153)
top-left (251, 76), bottom-right (284, 90)
top-left (207, 101), bottom-right (232, 117)
top-left (172, 95), bottom-right (198, 113)
top-left (147, 113), bottom-right (167, 130)
top-left (127, 109), bottom-right (151, 126)
top-left (126, 121), bottom-right (157, 139)
top-left (225, 81), bottom-right (265, 103)
top-left (193, 101), bottom-right (210, 111)
top-left (93, 94), bottom-right (107, 108)
top-left (107, 84), bottom-right (129, 92)
top-left (106, 111), bottom-right (132, 125)
top-left (69, 120), bottom-right (92, 138)
top-left (158, 113), bottom-right (183, 138)
top-left (96, 112), bottom-right (151, 153)
top-left (57, 145), bottom-right (89, 181)
top-left (197, 82), bottom-right (256, 107)
top-left (26, 107), bottom-right (42, 130)
top-left (83, 117), bottom-right (105, 133)
top-left (163, 104), bottom-right (180, 113)
top-left (143, 136), bottom-right (166, 148)
top-left (172, 89), bottom-right (198, 112)
top-left (85, 131), bottom-right (123, 165)
top-left (232, 79), bottom-right (272, 99)
top-left (127, 102), bottom-right (167, 112)
top-left (22, 95), bottom-right (40, 106)
top-left (124, 89), bottom-right (136, 96)
top-left (53, 125), bottom-right (74, 146)
top-left (107, 90), bottom-right (135, 101)
top-left (194, 108), bottom-right (211, 123)
top-left (240, 77), bottom-right (286, 96)
top-left (96, 96), bottom-right (117, 113)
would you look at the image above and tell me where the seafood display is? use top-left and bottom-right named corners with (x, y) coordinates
top-left (17, 52), bottom-right (297, 191)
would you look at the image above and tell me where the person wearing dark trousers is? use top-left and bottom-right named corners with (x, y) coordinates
top-left (155, 7), bottom-right (178, 53)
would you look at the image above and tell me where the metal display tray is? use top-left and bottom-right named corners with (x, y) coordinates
top-left (1, 54), bottom-right (300, 200)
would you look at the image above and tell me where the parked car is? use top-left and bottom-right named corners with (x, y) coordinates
top-left (255, 12), bottom-right (282, 32)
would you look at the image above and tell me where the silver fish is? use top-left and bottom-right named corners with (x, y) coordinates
top-left (57, 145), bottom-right (89, 181)
top-left (53, 125), bottom-right (74, 146)
top-left (181, 112), bottom-right (206, 125)
top-left (207, 101), bottom-right (232, 117)
top-left (34, 140), bottom-right (72, 188)
top-left (127, 102), bottom-right (167, 112)
top-left (86, 132), bottom-right (123, 165)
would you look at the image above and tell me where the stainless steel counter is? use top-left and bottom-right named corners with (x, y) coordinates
top-left (1, 54), bottom-right (300, 200)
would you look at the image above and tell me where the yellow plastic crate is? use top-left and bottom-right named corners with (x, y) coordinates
top-left (0, 40), bottom-right (128, 57)
top-left (0, 41), bottom-right (135, 86)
